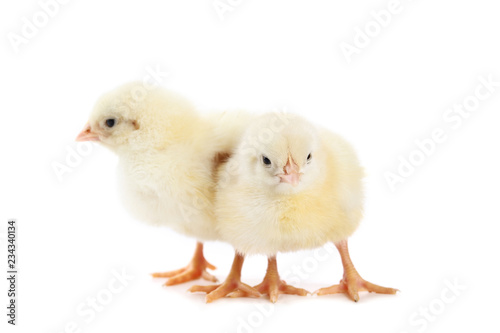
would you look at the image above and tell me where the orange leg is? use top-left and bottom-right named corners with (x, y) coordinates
top-left (151, 242), bottom-right (217, 286)
top-left (250, 256), bottom-right (309, 303)
top-left (315, 240), bottom-right (398, 301)
top-left (189, 252), bottom-right (261, 303)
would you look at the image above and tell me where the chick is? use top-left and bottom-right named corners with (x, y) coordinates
top-left (190, 112), bottom-right (397, 302)
top-left (76, 82), bottom-right (251, 286)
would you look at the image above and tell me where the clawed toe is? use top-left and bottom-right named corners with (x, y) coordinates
top-left (315, 275), bottom-right (397, 302)
top-left (151, 243), bottom-right (217, 286)
top-left (190, 281), bottom-right (261, 303)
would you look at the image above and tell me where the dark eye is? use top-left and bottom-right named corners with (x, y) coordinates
top-left (307, 153), bottom-right (312, 161)
top-left (262, 156), bottom-right (272, 166)
top-left (105, 119), bottom-right (115, 128)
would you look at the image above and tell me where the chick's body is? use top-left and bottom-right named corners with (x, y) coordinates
top-left (116, 118), bottom-right (219, 241)
top-left (78, 82), bottom-right (252, 284)
top-left (192, 113), bottom-right (396, 303)
top-left (216, 120), bottom-right (363, 255)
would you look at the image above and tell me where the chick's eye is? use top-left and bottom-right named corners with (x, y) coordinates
top-left (262, 156), bottom-right (272, 166)
top-left (105, 119), bottom-right (115, 128)
top-left (307, 153), bottom-right (312, 162)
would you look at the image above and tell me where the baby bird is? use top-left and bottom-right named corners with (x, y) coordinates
top-left (76, 82), bottom-right (250, 286)
top-left (190, 112), bottom-right (397, 302)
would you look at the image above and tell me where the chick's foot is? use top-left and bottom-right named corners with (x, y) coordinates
top-left (151, 242), bottom-right (217, 286)
top-left (188, 253), bottom-right (261, 303)
top-left (315, 272), bottom-right (398, 301)
top-left (231, 256), bottom-right (309, 303)
top-left (315, 240), bottom-right (398, 301)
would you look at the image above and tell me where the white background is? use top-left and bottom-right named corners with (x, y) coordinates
top-left (1, 0), bottom-right (499, 332)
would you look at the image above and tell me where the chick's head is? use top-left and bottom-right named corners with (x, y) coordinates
top-left (237, 113), bottom-right (322, 194)
top-left (76, 82), bottom-right (196, 153)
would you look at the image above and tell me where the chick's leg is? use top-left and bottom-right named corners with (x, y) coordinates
top-left (231, 256), bottom-right (309, 302)
top-left (151, 242), bottom-right (217, 286)
top-left (189, 252), bottom-right (261, 303)
top-left (315, 240), bottom-right (398, 301)
top-left (253, 256), bottom-right (309, 303)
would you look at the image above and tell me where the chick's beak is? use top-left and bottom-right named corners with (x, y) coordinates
top-left (279, 157), bottom-right (301, 187)
top-left (76, 122), bottom-right (100, 142)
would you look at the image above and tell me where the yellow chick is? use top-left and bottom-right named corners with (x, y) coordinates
top-left (76, 82), bottom-right (251, 286)
top-left (190, 112), bottom-right (397, 302)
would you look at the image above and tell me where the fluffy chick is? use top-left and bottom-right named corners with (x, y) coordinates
top-left (190, 112), bottom-right (397, 302)
top-left (76, 82), bottom-right (251, 286)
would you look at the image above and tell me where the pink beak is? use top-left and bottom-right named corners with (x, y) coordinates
top-left (76, 122), bottom-right (100, 142)
top-left (279, 156), bottom-right (301, 187)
